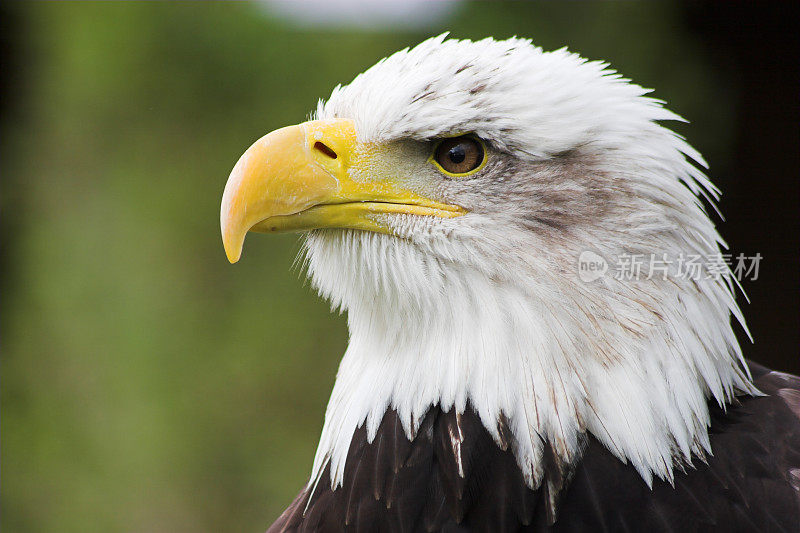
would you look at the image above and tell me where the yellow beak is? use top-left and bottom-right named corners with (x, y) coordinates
top-left (220, 119), bottom-right (463, 263)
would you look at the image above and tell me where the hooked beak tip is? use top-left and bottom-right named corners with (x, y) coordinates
top-left (225, 247), bottom-right (241, 264)
top-left (221, 221), bottom-right (245, 264)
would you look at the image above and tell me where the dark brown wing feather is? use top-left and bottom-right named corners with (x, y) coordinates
top-left (268, 361), bottom-right (800, 532)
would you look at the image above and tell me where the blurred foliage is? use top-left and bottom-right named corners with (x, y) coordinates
top-left (1, 2), bottom-right (735, 532)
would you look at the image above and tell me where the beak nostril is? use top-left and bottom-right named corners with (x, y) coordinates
top-left (313, 141), bottom-right (338, 159)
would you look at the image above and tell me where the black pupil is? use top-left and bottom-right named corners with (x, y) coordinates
top-left (448, 145), bottom-right (466, 164)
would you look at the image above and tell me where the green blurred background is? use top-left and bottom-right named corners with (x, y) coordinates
top-left (1, 2), bottom-right (796, 532)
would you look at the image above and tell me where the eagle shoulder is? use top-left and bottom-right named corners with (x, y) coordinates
top-left (268, 361), bottom-right (800, 532)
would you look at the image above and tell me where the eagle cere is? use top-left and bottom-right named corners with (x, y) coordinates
top-left (220, 36), bottom-right (800, 531)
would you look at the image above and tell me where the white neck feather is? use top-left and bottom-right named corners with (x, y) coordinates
top-left (302, 227), bottom-right (757, 492)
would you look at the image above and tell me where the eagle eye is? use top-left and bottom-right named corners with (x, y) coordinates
top-left (432, 136), bottom-right (486, 176)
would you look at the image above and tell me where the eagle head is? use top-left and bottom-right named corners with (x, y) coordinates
top-left (220, 35), bottom-right (755, 492)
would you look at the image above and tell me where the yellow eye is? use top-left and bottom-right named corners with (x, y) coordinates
top-left (432, 136), bottom-right (486, 176)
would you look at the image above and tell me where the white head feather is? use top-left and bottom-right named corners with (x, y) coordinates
top-left (301, 35), bottom-right (756, 491)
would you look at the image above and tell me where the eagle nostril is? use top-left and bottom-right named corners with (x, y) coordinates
top-left (313, 141), bottom-right (337, 159)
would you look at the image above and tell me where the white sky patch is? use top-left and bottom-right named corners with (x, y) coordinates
top-left (260, 0), bottom-right (462, 30)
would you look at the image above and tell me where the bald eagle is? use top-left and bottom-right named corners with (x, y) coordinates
top-left (220, 36), bottom-right (800, 532)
